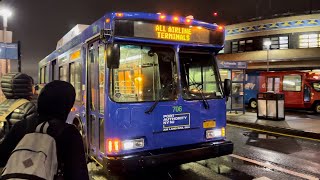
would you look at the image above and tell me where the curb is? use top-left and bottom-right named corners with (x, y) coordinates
top-left (227, 120), bottom-right (320, 140)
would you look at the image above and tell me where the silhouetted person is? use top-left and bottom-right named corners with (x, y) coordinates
top-left (0, 80), bottom-right (89, 180)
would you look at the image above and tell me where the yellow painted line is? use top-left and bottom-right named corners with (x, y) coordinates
top-left (227, 124), bottom-right (320, 142)
top-left (230, 154), bottom-right (319, 180)
top-left (90, 156), bottom-right (104, 167)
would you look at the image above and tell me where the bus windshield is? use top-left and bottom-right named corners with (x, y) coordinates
top-left (110, 44), bottom-right (176, 102)
top-left (313, 82), bottom-right (320, 92)
top-left (180, 51), bottom-right (222, 100)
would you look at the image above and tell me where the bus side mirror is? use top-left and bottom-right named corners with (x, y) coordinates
top-left (224, 79), bottom-right (231, 98)
top-left (106, 44), bottom-right (120, 69)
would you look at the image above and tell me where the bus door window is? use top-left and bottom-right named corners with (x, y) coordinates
top-left (88, 44), bottom-right (97, 150)
top-left (98, 44), bottom-right (106, 153)
top-left (267, 77), bottom-right (280, 92)
top-left (304, 85), bottom-right (311, 102)
top-left (110, 44), bottom-right (176, 102)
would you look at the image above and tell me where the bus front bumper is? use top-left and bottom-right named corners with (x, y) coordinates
top-left (103, 140), bottom-right (233, 175)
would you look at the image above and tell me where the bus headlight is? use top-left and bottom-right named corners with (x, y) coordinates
top-left (122, 138), bottom-right (145, 150)
top-left (206, 128), bottom-right (225, 139)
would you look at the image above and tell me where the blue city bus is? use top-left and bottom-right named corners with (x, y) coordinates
top-left (38, 12), bottom-right (233, 174)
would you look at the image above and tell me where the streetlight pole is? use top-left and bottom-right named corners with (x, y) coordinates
top-left (264, 40), bottom-right (271, 72)
top-left (0, 8), bottom-right (12, 74)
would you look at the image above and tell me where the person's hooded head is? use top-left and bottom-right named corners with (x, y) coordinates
top-left (37, 80), bottom-right (75, 121)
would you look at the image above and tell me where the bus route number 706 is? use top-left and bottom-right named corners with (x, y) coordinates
top-left (173, 106), bottom-right (182, 113)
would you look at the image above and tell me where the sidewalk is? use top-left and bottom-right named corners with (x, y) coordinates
top-left (227, 110), bottom-right (320, 139)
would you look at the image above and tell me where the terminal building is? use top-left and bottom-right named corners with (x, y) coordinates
top-left (218, 13), bottom-right (320, 113)
top-left (218, 13), bottom-right (320, 70)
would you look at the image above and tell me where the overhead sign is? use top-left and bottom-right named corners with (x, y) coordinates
top-left (0, 43), bottom-right (19, 60)
top-left (218, 60), bottom-right (247, 69)
top-left (134, 22), bottom-right (210, 44)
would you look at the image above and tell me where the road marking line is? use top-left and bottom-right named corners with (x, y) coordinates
top-left (230, 154), bottom-right (319, 180)
top-left (227, 124), bottom-right (320, 142)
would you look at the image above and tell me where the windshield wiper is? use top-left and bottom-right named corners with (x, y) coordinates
top-left (189, 82), bottom-right (210, 109)
top-left (183, 64), bottom-right (209, 109)
top-left (145, 81), bottom-right (174, 114)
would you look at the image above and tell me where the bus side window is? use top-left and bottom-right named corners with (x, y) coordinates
top-left (59, 65), bottom-right (68, 82)
top-left (40, 66), bottom-right (46, 84)
top-left (51, 60), bottom-right (57, 81)
top-left (69, 62), bottom-right (82, 101)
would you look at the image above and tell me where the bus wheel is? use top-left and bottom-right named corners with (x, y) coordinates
top-left (249, 99), bottom-right (257, 109)
top-left (314, 103), bottom-right (320, 114)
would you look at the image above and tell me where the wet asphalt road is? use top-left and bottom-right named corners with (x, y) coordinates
top-left (88, 125), bottom-right (320, 180)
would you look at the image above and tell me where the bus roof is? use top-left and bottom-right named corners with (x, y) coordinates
top-left (39, 12), bottom-right (224, 65)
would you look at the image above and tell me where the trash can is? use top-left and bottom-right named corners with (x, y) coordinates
top-left (257, 92), bottom-right (285, 120)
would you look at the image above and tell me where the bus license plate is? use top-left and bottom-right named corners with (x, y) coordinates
top-left (203, 120), bottom-right (216, 128)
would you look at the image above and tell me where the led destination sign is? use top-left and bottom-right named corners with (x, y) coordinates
top-left (134, 22), bottom-right (210, 43)
top-left (155, 25), bottom-right (192, 41)
top-left (114, 20), bottom-right (224, 45)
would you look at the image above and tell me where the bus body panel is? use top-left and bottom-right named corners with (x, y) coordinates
top-left (105, 98), bottom-right (226, 155)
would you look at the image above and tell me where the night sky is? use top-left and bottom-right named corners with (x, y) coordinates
top-left (2, 0), bottom-right (320, 82)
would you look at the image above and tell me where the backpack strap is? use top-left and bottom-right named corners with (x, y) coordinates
top-left (0, 99), bottom-right (29, 122)
top-left (35, 122), bottom-right (49, 134)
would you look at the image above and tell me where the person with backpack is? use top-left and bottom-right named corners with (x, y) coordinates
top-left (0, 72), bottom-right (37, 143)
top-left (0, 80), bottom-right (89, 180)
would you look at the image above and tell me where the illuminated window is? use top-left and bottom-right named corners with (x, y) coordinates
top-left (267, 77), bottom-right (280, 93)
top-left (232, 39), bottom-right (253, 53)
top-left (98, 45), bottom-right (105, 113)
top-left (263, 36), bottom-right (288, 50)
top-left (283, 75), bottom-right (302, 91)
top-left (110, 44), bottom-right (176, 102)
top-left (59, 65), bottom-right (68, 82)
top-left (180, 52), bottom-right (222, 100)
top-left (69, 62), bottom-right (81, 101)
top-left (313, 82), bottom-right (320, 92)
top-left (40, 66), bottom-right (46, 83)
top-left (299, 34), bottom-right (320, 48)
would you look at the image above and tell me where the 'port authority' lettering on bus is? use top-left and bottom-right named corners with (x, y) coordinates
top-left (163, 113), bottom-right (190, 131)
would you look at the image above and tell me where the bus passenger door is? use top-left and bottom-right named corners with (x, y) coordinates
top-left (304, 85), bottom-right (311, 103)
top-left (87, 41), bottom-right (106, 157)
top-left (267, 77), bottom-right (280, 93)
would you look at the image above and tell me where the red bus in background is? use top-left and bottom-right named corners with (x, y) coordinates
top-left (259, 71), bottom-right (320, 113)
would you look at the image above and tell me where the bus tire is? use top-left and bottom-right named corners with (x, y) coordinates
top-left (249, 99), bottom-right (257, 109)
top-left (314, 103), bottom-right (320, 114)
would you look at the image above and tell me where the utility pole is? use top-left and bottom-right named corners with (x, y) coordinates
top-left (18, 41), bottom-right (21, 72)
